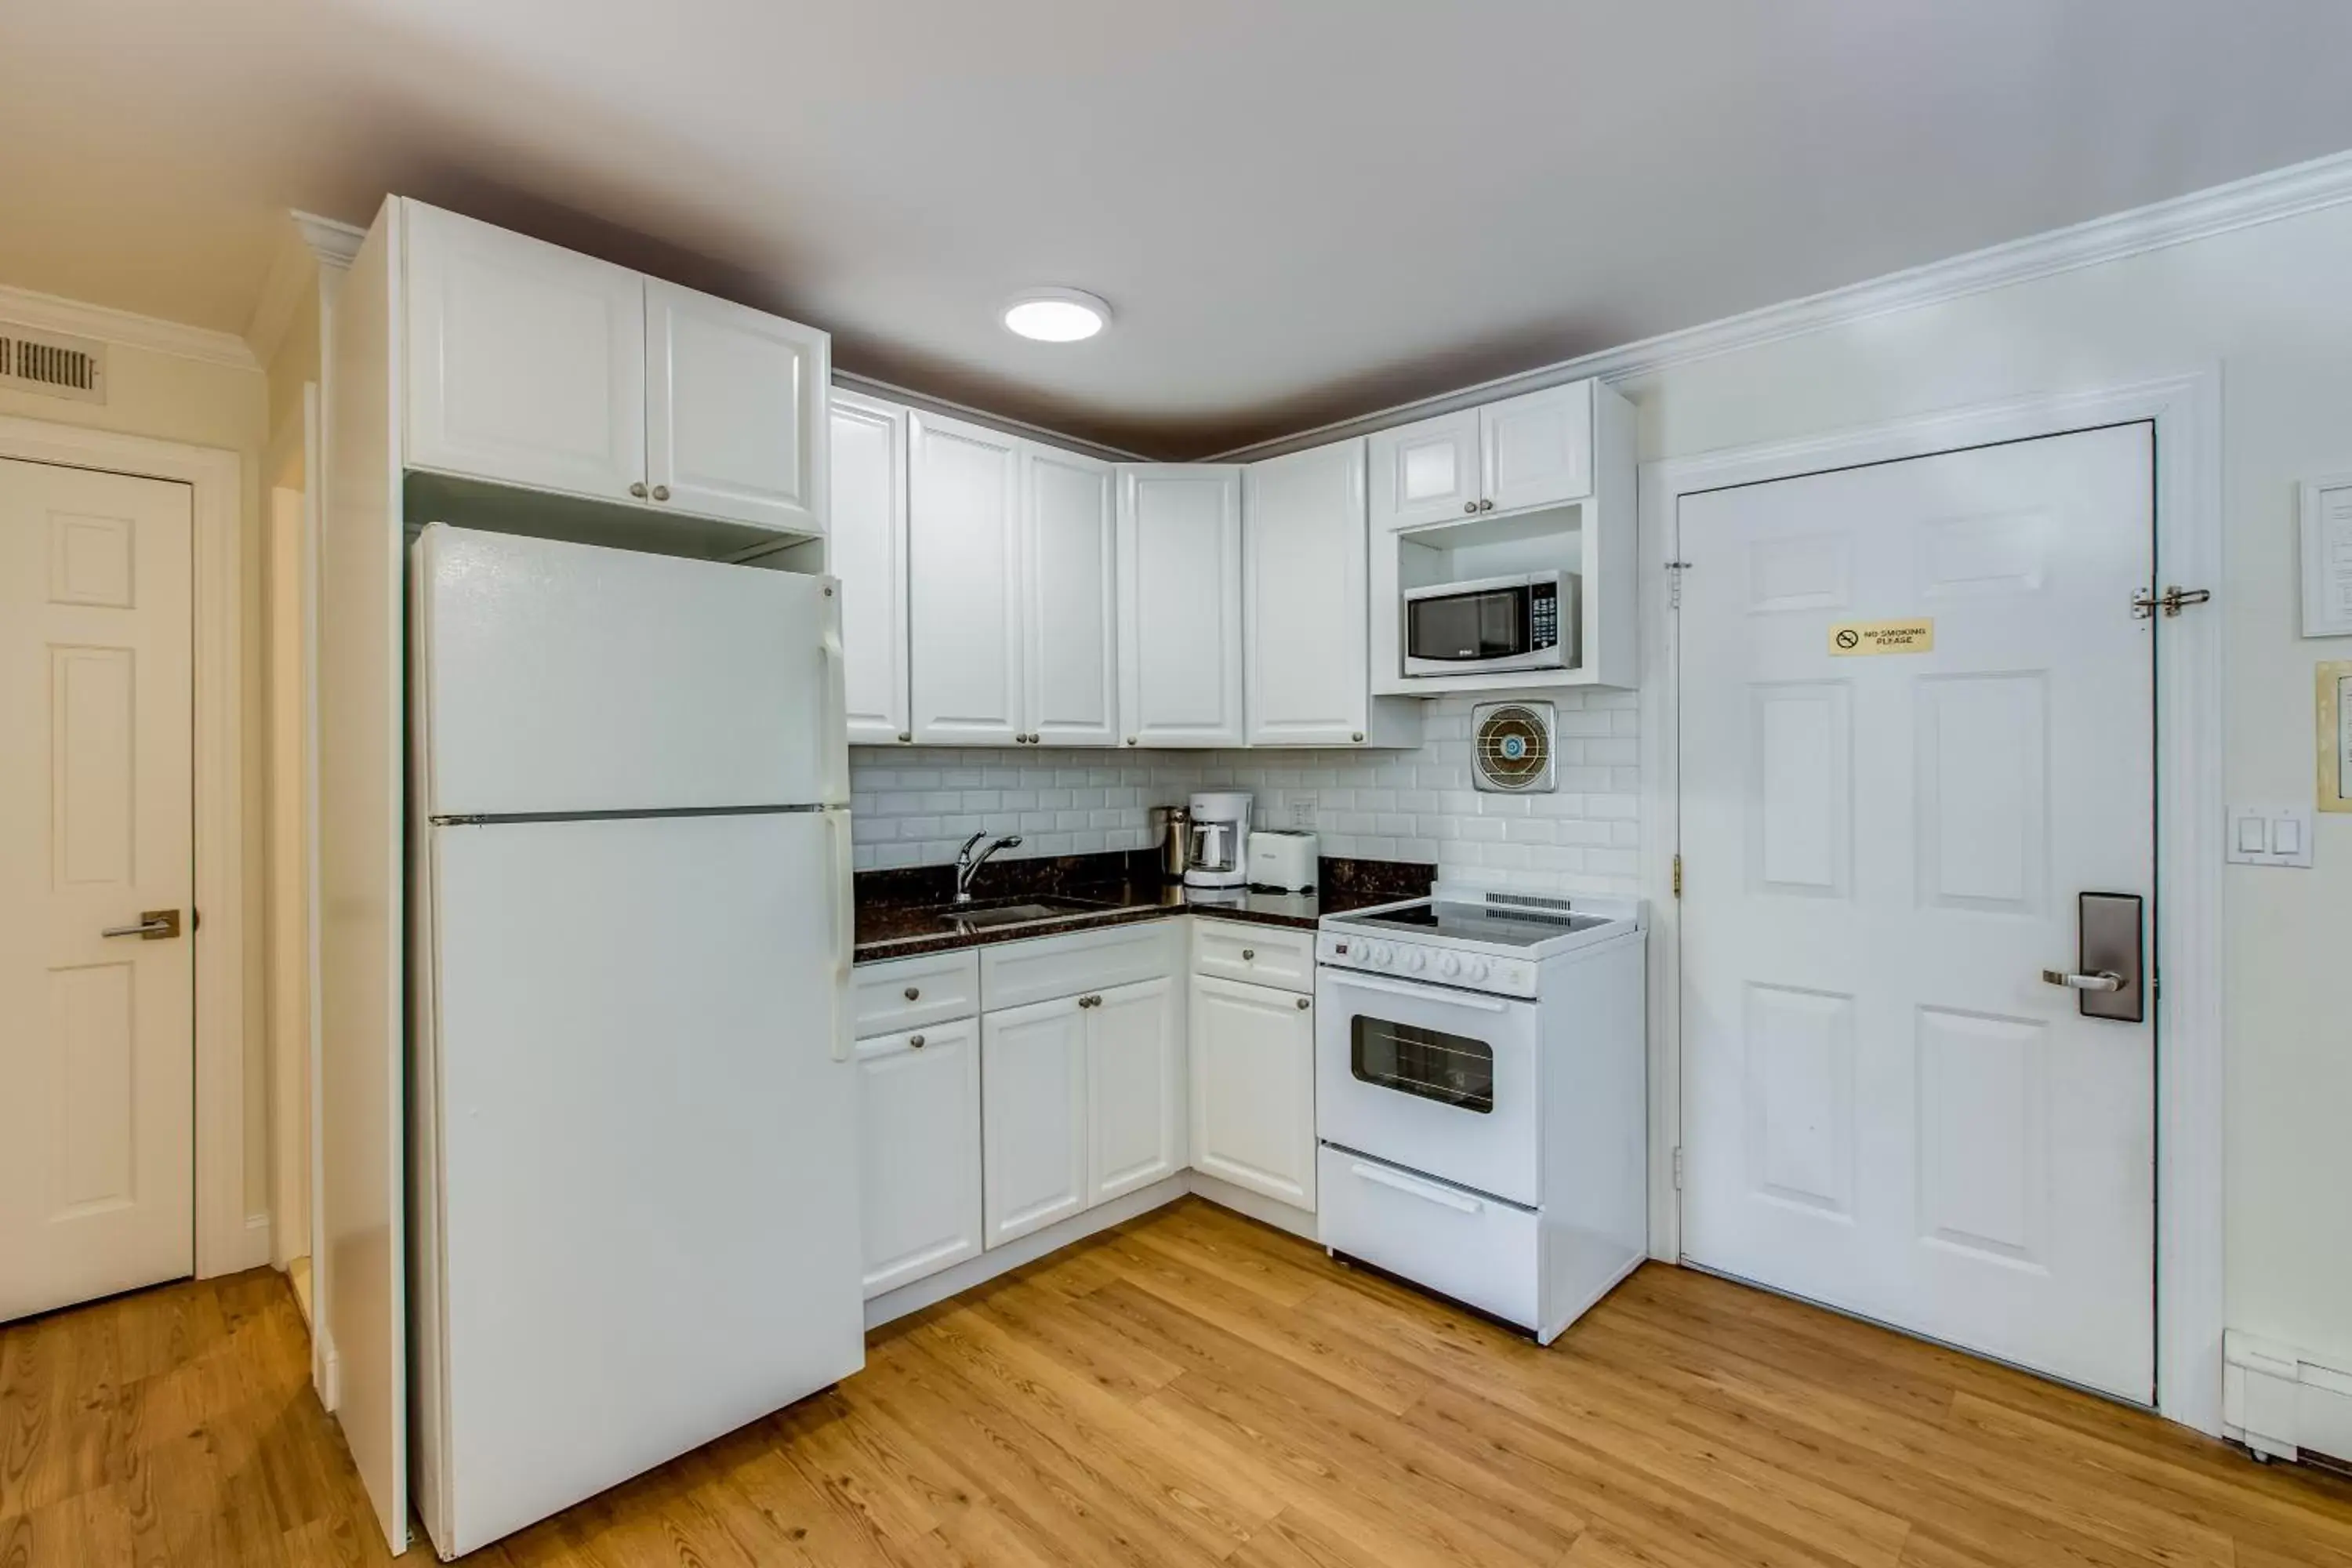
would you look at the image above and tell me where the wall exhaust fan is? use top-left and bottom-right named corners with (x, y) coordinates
top-left (0, 323), bottom-right (107, 405)
top-left (1472, 701), bottom-right (1556, 793)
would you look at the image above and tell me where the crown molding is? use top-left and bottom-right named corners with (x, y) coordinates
top-left (0, 281), bottom-right (259, 372)
top-left (1205, 144), bottom-right (2352, 463)
top-left (292, 209), bottom-right (365, 267)
top-left (832, 368), bottom-right (1151, 463)
top-left (245, 209), bottom-right (369, 368)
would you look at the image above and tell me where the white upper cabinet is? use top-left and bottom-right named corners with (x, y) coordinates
top-left (1022, 446), bottom-right (1119, 747)
top-left (1117, 465), bottom-right (1244, 748)
top-left (1368, 409), bottom-right (1479, 530)
top-left (1087, 977), bottom-right (1183, 1204)
top-left (909, 412), bottom-right (1025, 746)
top-left (405, 202), bottom-right (647, 503)
top-left (1479, 380), bottom-right (1593, 517)
top-left (1243, 438), bottom-right (1418, 748)
top-left (645, 279), bottom-right (829, 535)
top-left (401, 200), bottom-right (827, 539)
top-left (1369, 383), bottom-right (1595, 529)
top-left (829, 393), bottom-right (909, 745)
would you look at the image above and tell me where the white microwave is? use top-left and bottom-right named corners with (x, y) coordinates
top-left (1402, 571), bottom-right (1577, 678)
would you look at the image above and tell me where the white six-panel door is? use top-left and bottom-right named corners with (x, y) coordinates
top-left (909, 413), bottom-right (1024, 746)
top-left (0, 459), bottom-right (195, 1322)
top-left (1677, 424), bottom-right (2157, 1402)
top-left (830, 393), bottom-right (910, 744)
top-left (1023, 445), bottom-right (1119, 746)
top-left (644, 278), bottom-right (829, 535)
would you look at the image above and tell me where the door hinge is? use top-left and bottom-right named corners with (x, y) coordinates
top-left (1671, 855), bottom-right (1682, 898)
top-left (1666, 561), bottom-right (1692, 609)
top-left (2131, 585), bottom-right (2212, 619)
top-left (1671, 1146), bottom-right (1684, 1191)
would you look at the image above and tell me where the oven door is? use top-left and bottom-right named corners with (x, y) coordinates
top-left (1315, 967), bottom-right (1540, 1206)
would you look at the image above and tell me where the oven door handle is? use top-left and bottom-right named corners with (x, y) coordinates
top-left (1323, 971), bottom-right (1515, 1012)
top-left (1349, 1160), bottom-right (1483, 1214)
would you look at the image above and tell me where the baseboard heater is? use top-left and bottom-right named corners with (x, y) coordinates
top-left (2224, 1330), bottom-right (2352, 1466)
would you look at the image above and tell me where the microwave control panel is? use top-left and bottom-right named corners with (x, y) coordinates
top-left (1529, 580), bottom-right (1559, 651)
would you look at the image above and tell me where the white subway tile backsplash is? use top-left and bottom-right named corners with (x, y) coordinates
top-left (848, 695), bottom-right (1640, 892)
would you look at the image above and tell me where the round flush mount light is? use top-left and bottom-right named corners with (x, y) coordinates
top-left (1001, 288), bottom-right (1110, 343)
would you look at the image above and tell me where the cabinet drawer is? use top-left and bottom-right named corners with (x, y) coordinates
top-left (980, 919), bottom-right (1182, 1011)
top-left (1192, 920), bottom-right (1315, 993)
top-left (1318, 1147), bottom-right (1537, 1331)
top-left (853, 950), bottom-right (979, 1036)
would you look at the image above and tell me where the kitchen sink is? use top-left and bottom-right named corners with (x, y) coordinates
top-left (935, 896), bottom-right (1124, 931)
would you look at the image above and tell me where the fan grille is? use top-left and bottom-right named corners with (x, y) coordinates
top-left (1473, 702), bottom-right (1554, 792)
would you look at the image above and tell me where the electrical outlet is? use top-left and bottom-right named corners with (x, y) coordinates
top-left (1287, 793), bottom-right (1318, 829)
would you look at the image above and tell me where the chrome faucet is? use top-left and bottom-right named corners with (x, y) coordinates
top-left (953, 831), bottom-right (1024, 904)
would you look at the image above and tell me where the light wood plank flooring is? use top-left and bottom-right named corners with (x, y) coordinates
top-left (5, 1197), bottom-right (2348, 1566)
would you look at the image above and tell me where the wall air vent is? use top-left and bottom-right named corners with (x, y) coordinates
top-left (0, 323), bottom-right (107, 404)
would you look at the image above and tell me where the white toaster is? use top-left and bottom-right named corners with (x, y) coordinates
top-left (1246, 829), bottom-right (1319, 893)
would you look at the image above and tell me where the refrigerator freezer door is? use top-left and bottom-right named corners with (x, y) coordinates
top-left (416, 810), bottom-right (861, 1558)
top-left (413, 524), bottom-right (846, 818)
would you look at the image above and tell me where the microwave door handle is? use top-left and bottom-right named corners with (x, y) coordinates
top-left (1328, 971), bottom-right (1513, 1012)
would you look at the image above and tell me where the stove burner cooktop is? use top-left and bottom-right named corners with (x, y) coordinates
top-left (1345, 900), bottom-right (1613, 949)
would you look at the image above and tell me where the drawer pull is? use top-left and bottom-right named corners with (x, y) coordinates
top-left (1296, 996), bottom-right (1310, 1011)
top-left (1241, 949), bottom-right (1255, 960)
top-left (1351, 1161), bottom-right (1480, 1214)
top-left (907, 1033), bottom-right (926, 1049)
top-left (904, 986), bottom-right (920, 1000)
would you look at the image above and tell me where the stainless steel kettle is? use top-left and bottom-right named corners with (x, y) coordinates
top-left (1156, 806), bottom-right (1192, 882)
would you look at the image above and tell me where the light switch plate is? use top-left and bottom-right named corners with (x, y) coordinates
top-left (1287, 793), bottom-right (1318, 829)
top-left (2226, 805), bottom-right (2315, 868)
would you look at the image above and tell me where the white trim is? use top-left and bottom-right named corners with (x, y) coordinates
top-left (830, 368), bottom-right (1151, 465)
top-left (0, 282), bottom-right (258, 372)
top-left (1205, 147), bottom-right (2352, 463)
top-left (1635, 371), bottom-right (2227, 1436)
top-left (293, 210), bottom-right (366, 268)
top-left (863, 1174), bottom-right (1190, 1329)
top-left (0, 413), bottom-right (259, 1280)
top-left (1185, 1169), bottom-right (1317, 1240)
top-left (247, 211), bottom-right (368, 369)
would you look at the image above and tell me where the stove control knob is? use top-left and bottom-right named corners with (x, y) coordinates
top-left (1465, 957), bottom-right (1491, 984)
top-left (1369, 943), bottom-right (1393, 968)
top-left (1437, 953), bottom-right (1461, 978)
top-left (1401, 949), bottom-right (1425, 973)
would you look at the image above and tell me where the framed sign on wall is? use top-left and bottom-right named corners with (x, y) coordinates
top-left (2299, 473), bottom-right (2352, 638)
top-left (2320, 659), bottom-right (2352, 814)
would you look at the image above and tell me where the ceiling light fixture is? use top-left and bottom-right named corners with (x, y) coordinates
top-left (1002, 288), bottom-right (1110, 343)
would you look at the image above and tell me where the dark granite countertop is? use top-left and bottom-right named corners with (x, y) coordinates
top-left (852, 851), bottom-right (1432, 964)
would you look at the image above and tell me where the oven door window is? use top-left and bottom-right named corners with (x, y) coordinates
top-left (1350, 1014), bottom-right (1495, 1113)
top-left (1407, 589), bottom-right (1526, 662)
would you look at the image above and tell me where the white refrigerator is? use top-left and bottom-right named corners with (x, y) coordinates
top-left (407, 524), bottom-right (862, 1559)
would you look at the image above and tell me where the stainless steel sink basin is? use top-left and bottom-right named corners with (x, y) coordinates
top-left (935, 897), bottom-right (1121, 931)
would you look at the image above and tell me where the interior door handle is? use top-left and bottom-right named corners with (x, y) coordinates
top-left (102, 909), bottom-right (180, 941)
top-left (2042, 969), bottom-right (2122, 993)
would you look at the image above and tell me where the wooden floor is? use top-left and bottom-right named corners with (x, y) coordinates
top-left (5, 1200), bottom-right (2350, 1567)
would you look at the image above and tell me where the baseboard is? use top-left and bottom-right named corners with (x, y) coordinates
top-left (2224, 1330), bottom-right (2352, 1464)
top-left (315, 1325), bottom-right (340, 1413)
top-left (864, 1175), bottom-right (1190, 1330)
top-left (238, 1210), bottom-right (274, 1274)
top-left (1184, 1171), bottom-right (1317, 1240)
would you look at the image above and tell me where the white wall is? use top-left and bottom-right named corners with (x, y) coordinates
top-left (850, 692), bottom-right (1641, 895)
top-left (1609, 198), bottom-right (2352, 1370)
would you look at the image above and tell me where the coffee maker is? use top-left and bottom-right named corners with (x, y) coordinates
top-left (1182, 791), bottom-right (1252, 889)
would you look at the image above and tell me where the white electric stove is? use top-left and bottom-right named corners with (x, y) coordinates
top-left (1314, 888), bottom-right (1648, 1343)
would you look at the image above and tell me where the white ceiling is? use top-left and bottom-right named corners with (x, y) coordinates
top-left (6, 0), bottom-right (2352, 456)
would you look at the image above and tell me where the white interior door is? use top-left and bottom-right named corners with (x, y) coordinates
top-left (0, 459), bottom-right (194, 1323)
top-left (1678, 423), bottom-right (2157, 1402)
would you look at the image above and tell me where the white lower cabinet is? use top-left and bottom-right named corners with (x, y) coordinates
top-left (981, 996), bottom-right (1092, 1246)
top-left (1087, 977), bottom-right (1183, 1203)
top-left (855, 1018), bottom-right (983, 1298)
top-left (1189, 973), bottom-right (1317, 1210)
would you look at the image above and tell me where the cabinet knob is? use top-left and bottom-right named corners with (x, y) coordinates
top-left (1462, 501), bottom-right (1478, 515)
top-left (1296, 996), bottom-right (1311, 1011)
top-left (1241, 949), bottom-right (1256, 960)
top-left (1478, 498), bottom-right (1494, 512)
top-left (629, 481), bottom-right (648, 499)
top-left (908, 1033), bottom-right (926, 1048)
top-left (898, 732), bottom-right (912, 743)
top-left (904, 986), bottom-right (920, 1000)
top-left (1126, 737), bottom-right (1138, 746)
top-left (652, 484), bottom-right (672, 502)
top-left (1352, 732), bottom-right (1364, 742)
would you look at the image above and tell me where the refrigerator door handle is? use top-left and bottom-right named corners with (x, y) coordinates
top-left (819, 581), bottom-right (850, 806)
top-left (827, 809), bottom-right (854, 1062)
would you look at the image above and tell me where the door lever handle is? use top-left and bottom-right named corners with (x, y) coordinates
top-left (2042, 968), bottom-right (2122, 993)
top-left (102, 909), bottom-right (181, 941)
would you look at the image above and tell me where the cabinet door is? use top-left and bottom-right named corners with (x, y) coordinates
top-left (1479, 380), bottom-right (1592, 515)
top-left (644, 279), bottom-right (829, 535)
top-left (981, 998), bottom-right (1088, 1246)
top-left (909, 412), bottom-right (1023, 746)
top-left (1116, 465), bottom-right (1243, 747)
top-left (1023, 445), bottom-right (1118, 746)
top-left (403, 201), bottom-right (647, 502)
top-left (1245, 438), bottom-right (1369, 745)
top-left (1189, 975), bottom-right (1316, 1210)
top-left (1367, 408), bottom-right (1479, 531)
top-left (855, 1020), bottom-right (982, 1298)
top-left (830, 393), bottom-right (909, 744)
top-left (1087, 978), bottom-right (1182, 1203)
